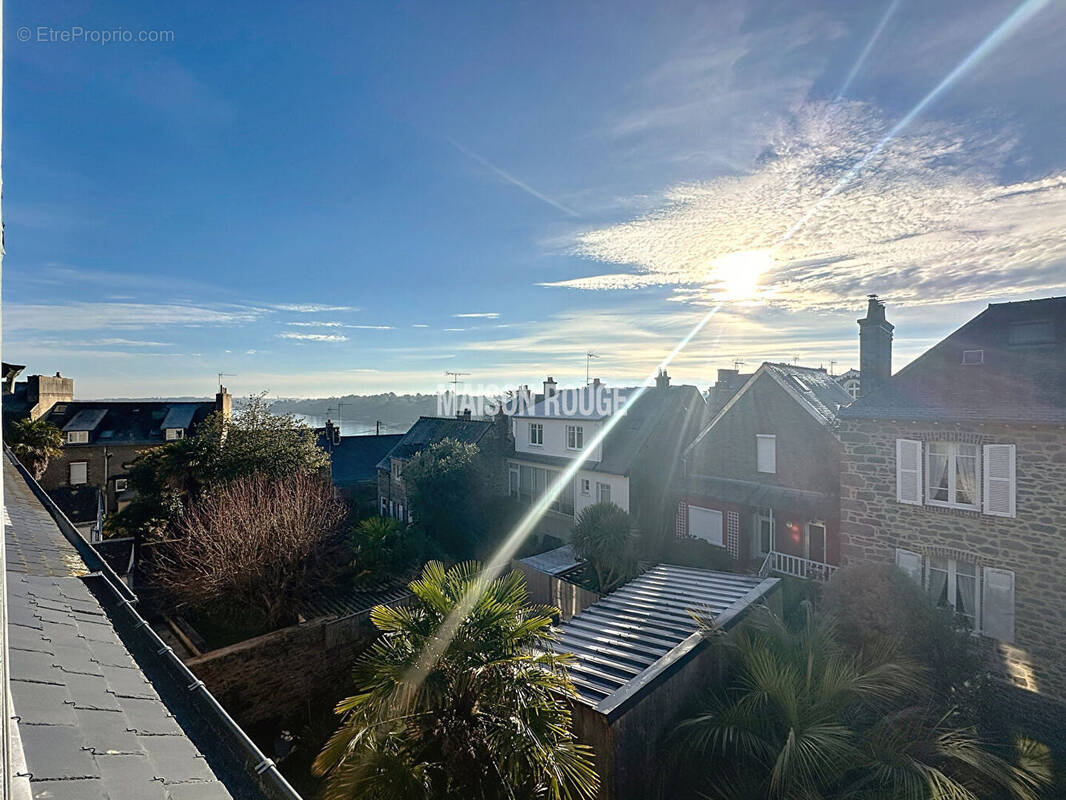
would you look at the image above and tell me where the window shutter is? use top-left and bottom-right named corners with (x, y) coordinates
top-left (896, 439), bottom-right (922, 505)
top-left (983, 444), bottom-right (1015, 518)
top-left (895, 547), bottom-right (923, 583)
top-left (982, 567), bottom-right (1015, 642)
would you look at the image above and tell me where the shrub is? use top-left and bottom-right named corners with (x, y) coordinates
top-left (571, 502), bottom-right (638, 592)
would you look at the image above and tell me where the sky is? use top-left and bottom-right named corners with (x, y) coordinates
top-left (4, 0), bottom-right (1066, 399)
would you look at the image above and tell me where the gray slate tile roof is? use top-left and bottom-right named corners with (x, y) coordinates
top-left (551, 564), bottom-right (771, 707)
top-left (4, 453), bottom-right (244, 799)
top-left (376, 416), bottom-right (495, 469)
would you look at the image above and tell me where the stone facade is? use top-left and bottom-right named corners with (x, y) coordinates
top-left (838, 417), bottom-right (1066, 703)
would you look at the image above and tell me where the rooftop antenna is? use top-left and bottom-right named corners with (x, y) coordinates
top-left (829, 360), bottom-right (838, 377)
top-left (733, 358), bottom-right (746, 371)
top-left (585, 352), bottom-right (599, 386)
top-left (335, 401), bottom-right (350, 418)
top-left (445, 371), bottom-right (470, 393)
top-left (217, 372), bottom-right (236, 391)
top-left (792, 353), bottom-right (801, 365)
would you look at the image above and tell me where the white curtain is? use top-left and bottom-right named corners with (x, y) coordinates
top-left (928, 562), bottom-right (949, 606)
top-left (956, 449), bottom-right (978, 506)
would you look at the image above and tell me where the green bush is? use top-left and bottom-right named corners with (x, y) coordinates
top-left (571, 502), bottom-right (638, 592)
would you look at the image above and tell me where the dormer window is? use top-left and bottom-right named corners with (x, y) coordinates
top-left (66, 430), bottom-right (89, 444)
top-left (961, 349), bottom-right (984, 365)
top-left (529, 423), bottom-right (543, 446)
top-left (566, 425), bottom-right (584, 450)
top-left (165, 428), bottom-right (185, 440)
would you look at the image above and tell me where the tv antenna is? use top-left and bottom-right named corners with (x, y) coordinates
top-left (334, 401), bottom-right (350, 418)
top-left (733, 358), bottom-right (746, 371)
top-left (829, 360), bottom-right (837, 377)
top-left (585, 352), bottom-right (600, 386)
top-left (445, 371), bottom-right (470, 393)
top-left (792, 353), bottom-right (801, 365)
top-left (217, 372), bottom-right (236, 391)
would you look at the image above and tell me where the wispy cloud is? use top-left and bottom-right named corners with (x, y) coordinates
top-left (412, 324), bottom-right (429, 328)
top-left (3, 302), bottom-right (263, 332)
top-left (448, 139), bottom-right (581, 218)
top-left (276, 332), bottom-right (349, 342)
top-left (270, 304), bottom-right (355, 313)
top-left (347, 325), bottom-right (393, 330)
top-left (453, 312), bottom-right (500, 319)
top-left (285, 321), bottom-right (345, 327)
top-left (556, 102), bottom-right (1066, 310)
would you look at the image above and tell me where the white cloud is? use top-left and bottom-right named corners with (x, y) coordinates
top-left (454, 312), bottom-right (500, 319)
top-left (346, 325), bottom-right (394, 330)
top-left (412, 324), bottom-right (429, 328)
top-left (285, 321), bottom-right (345, 327)
top-left (276, 332), bottom-right (349, 342)
top-left (558, 102), bottom-right (1066, 310)
top-left (3, 302), bottom-right (263, 332)
top-left (270, 304), bottom-right (354, 313)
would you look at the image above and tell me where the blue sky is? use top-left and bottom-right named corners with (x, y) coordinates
top-left (4, 0), bottom-right (1065, 398)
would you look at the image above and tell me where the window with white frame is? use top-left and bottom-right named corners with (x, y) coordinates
top-left (114, 478), bottom-right (128, 492)
top-left (67, 430), bottom-right (89, 444)
top-left (754, 508), bottom-right (774, 555)
top-left (514, 464), bottom-right (574, 515)
top-left (391, 459), bottom-right (404, 481)
top-left (756, 434), bottom-right (776, 474)
top-left (529, 422), bottom-right (543, 446)
top-left (596, 481), bottom-right (611, 504)
top-left (894, 548), bottom-right (1015, 642)
top-left (566, 424), bottom-right (584, 450)
top-left (688, 505), bottom-right (723, 546)
top-left (580, 478), bottom-right (591, 496)
top-left (926, 442), bottom-right (979, 510)
top-left (69, 461), bottom-right (88, 485)
top-left (165, 427), bottom-right (185, 441)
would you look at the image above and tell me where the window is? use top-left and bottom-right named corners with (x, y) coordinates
top-left (165, 427), bottom-right (185, 440)
top-left (509, 466), bottom-right (519, 498)
top-left (380, 497), bottom-right (388, 516)
top-left (755, 509), bottom-right (774, 555)
top-left (66, 430), bottom-right (89, 444)
top-left (805, 522), bottom-right (827, 563)
top-left (528, 423), bottom-right (543, 446)
top-left (844, 381), bottom-right (860, 400)
top-left (391, 459), bottom-right (403, 481)
top-left (114, 478), bottom-right (128, 493)
top-left (1008, 320), bottom-right (1054, 345)
top-left (688, 505), bottom-right (723, 546)
top-left (596, 482), bottom-right (611, 504)
top-left (928, 556), bottom-right (979, 630)
top-left (580, 478), bottom-right (591, 496)
top-left (566, 425), bottom-right (584, 450)
top-left (982, 567), bottom-right (1015, 642)
top-left (961, 349), bottom-right (984, 365)
top-left (69, 462), bottom-right (88, 485)
top-left (513, 464), bottom-right (574, 515)
top-left (926, 442), bottom-right (979, 510)
top-left (756, 434), bottom-right (776, 474)
top-left (895, 547), bottom-right (923, 583)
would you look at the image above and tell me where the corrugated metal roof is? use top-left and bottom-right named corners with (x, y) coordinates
top-left (298, 582), bottom-right (411, 620)
top-left (552, 564), bottom-right (768, 707)
top-left (516, 545), bottom-right (582, 577)
top-left (62, 408), bottom-right (108, 432)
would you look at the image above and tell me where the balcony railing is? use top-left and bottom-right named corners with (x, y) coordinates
top-left (759, 551), bottom-right (838, 583)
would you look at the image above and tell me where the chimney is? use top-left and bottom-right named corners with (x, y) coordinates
top-left (325, 419), bottom-right (341, 446)
top-left (543, 376), bottom-right (557, 398)
top-left (592, 377), bottom-right (601, 389)
top-left (216, 386), bottom-right (233, 420)
top-left (461, 409), bottom-right (472, 420)
top-left (858, 295), bottom-right (893, 397)
top-left (656, 368), bottom-right (671, 390)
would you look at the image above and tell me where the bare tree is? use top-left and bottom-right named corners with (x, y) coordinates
top-left (157, 474), bottom-right (346, 629)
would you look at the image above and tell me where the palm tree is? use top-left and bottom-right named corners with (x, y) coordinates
top-left (7, 417), bottom-right (64, 480)
top-left (313, 561), bottom-right (598, 800)
top-left (674, 606), bottom-right (1050, 800)
top-left (571, 501), bottom-right (637, 592)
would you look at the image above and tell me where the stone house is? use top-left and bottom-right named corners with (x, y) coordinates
top-left (507, 372), bottom-right (709, 546)
top-left (2, 365), bottom-right (75, 424)
top-left (377, 411), bottom-right (513, 523)
top-left (838, 295), bottom-right (1066, 708)
top-left (38, 389), bottom-right (232, 538)
top-left (677, 362), bottom-right (852, 580)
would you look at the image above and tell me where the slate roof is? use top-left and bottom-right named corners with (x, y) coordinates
top-left (511, 385), bottom-right (709, 477)
top-left (376, 416), bottom-right (495, 468)
top-left (43, 401), bottom-right (217, 446)
top-left (317, 433), bottom-right (404, 487)
top-left (551, 565), bottom-right (776, 710)
top-left (3, 451), bottom-right (290, 800)
top-left (841, 297), bottom-right (1066, 424)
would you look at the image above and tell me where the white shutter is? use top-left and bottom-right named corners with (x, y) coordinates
top-left (896, 439), bottom-right (922, 505)
top-left (757, 435), bottom-right (776, 474)
top-left (895, 547), bottom-right (923, 583)
top-left (982, 567), bottom-right (1015, 642)
top-left (983, 444), bottom-right (1015, 518)
top-left (688, 506), bottom-right (724, 546)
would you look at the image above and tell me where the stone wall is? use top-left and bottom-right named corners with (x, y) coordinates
top-left (838, 418), bottom-right (1066, 702)
top-left (185, 609), bottom-right (381, 727)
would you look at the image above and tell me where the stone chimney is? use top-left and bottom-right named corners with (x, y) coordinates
top-left (543, 376), bottom-right (557, 398)
top-left (656, 368), bottom-right (671, 390)
top-left (858, 295), bottom-right (893, 397)
top-left (216, 386), bottom-right (233, 420)
top-left (26, 373), bottom-right (75, 420)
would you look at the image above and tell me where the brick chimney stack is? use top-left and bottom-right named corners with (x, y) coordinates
top-left (543, 376), bottom-right (557, 398)
top-left (858, 295), bottom-right (893, 397)
top-left (655, 369), bottom-right (671, 390)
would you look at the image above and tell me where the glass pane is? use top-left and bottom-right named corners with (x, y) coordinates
top-left (956, 571), bottom-right (976, 625)
top-left (928, 557), bottom-right (949, 607)
top-left (760, 520), bottom-right (772, 552)
top-left (928, 451), bottom-right (950, 502)
top-left (808, 524), bottom-right (826, 562)
top-left (520, 466), bottom-right (533, 503)
top-left (955, 448), bottom-right (978, 506)
top-left (559, 477), bottom-right (575, 515)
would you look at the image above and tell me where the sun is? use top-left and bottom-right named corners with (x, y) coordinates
top-left (712, 249), bottom-right (774, 301)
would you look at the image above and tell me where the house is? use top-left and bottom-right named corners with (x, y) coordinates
top-left (2, 364), bottom-right (74, 424)
top-left (677, 362), bottom-right (853, 580)
top-left (37, 388), bottom-right (231, 538)
top-left (316, 419), bottom-right (404, 507)
top-left (550, 564), bottom-right (779, 800)
top-left (377, 412), bottom-right (512, 523)
top-left (507, 372), bottom-right (709, 545)
top-left (705, 366), bottom-right (753, 415)
top-left (837, 295), bottom-right (1066, 709)
top-left (3, 447), bottom-right (296, 799)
